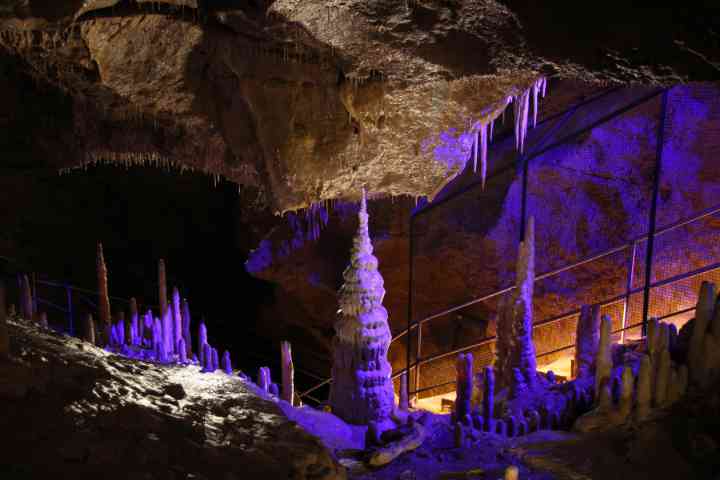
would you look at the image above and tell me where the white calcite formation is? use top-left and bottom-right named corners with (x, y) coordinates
top-left (329, 189), bottom-right (394, 426)
top-left (495, 216), bottom-right (537, 392)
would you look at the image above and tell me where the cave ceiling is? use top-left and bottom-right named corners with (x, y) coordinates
top-left (0, 1), bottom-right (718, 215)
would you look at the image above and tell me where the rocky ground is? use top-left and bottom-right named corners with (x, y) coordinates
top-left (0, 317), bottom-right (345, 480)
top-left (2, 315), bottom-right (719, 480)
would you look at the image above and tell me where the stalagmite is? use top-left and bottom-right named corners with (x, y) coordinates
top-left (454, 422), bottom-right (464, 448)
top-left (116, 312), bottom-right (125, 345)
top-left (453, 353), bottom-right (473, 424)
top-left (158, 259), bottom-right (168, 317)
top-left (575, 304), bottom-right (600, 378)
top-left (483, 366), bottom-right (495, 428)
top-left (689, 281), bottom-right (715, 383)
top-left (198, 321), bottom-right (207, 366)
top-left (504, 465), bottom-right (519, 480)
top-left (222, 350), bottom-right (232, 375)
top-left (496, 217), bottom-right (537, 390)
top-left (646, 317), bottom-right (659, 357)
top-left (635, 355), bottom-right (652, 422)
top-left (181, 299), bottom-right (192, 356)
top-left (212, 348), bottom-right (219, 371)
top-left (177, 338), bottom-right (187, 364)
top-left (399, 371), bottom-right (409, 411)
top-left (162, 307), bottom-right (173, 356)
top-left (21, 274), bottom-right (33, 321)
top-left (259, 366), bottom-right (271, 392)
top-left (202, 344), bottom-right (213, 372)
top-left (129, 298), bottom-right (139, 346)
top-left (0, 280), bottom-right (9, 358)
top-left (280, 341), bottom-right (294, 404)
top-left (329, 189), bottom-right (395, 426)
top-left (172, 288), bottom-right (182, 354)
top-left (269, 383), bottom-right (279, 396)
top-left (595, 315), bottom-right (613, 405)
top-left (655, 347), bottom-right (671, 407)
top-left (96, 243), bottom-right (112, 344)
top-left (618, 366), bottom-right (634, 420)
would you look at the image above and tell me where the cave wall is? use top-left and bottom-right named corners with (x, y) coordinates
top-left (251, 83), bottom-right (720, 396)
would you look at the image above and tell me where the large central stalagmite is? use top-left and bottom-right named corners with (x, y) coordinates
top-left (495, 217), bottom-right (537, 391)
top-left (329, 189), bottom-right (394, 426)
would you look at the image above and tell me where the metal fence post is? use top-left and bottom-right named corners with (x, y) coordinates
top-left (620, 241), bottom-right (637, 344)
top-left (641, 89), bottom-right (669, 336)
top-left (406, 208), bottom-right (415, 404)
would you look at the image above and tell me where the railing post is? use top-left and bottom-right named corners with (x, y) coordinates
top-left (406, 208), bottom-right (415, 405)
top-left (620, 241), bottom-right (637, 344)
top-left (66, 283), bottom-right (74, 336)
top-left (641, 89), bottom-right (669, 336)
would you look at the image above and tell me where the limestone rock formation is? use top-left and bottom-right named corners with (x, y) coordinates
top-left (329, 189), bottom-right (394, 426)
top-left (495, 216), bottom-right (537, 391)
top-left (158, 259), bottom-right (168, 317)
top-left (575, 304), bottom-right (601, 378)
top-left (181, 298), bottom-right (192, 356)
top-left (594, 315), bottom-right (613, 405)
top-left (280, 340), bottom-right (294, 404)
top-left (453, 353), bottom-right (473, 424)
top-left (96, 243), bottom-right (111, 343)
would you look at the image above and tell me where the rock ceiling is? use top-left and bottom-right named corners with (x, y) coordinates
top-left (1, 1), bottom-right (717, 214)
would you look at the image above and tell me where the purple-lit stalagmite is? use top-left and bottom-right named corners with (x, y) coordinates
top-left (329, 189), bottom-right (394, 426)
top-left (181, 299), bottom-right (192, 356)
top-left (453, 353), bottom-right (473, 424)
top-left (20, 274), bottom-right (33, 321)
top-left (158, 259), bottom-right (168, 317)
top-left (574, 304), bottom-right (600, 378)
top-left (129, 298), bottom-right (139, 346)
top-left (96, 243), bottom-right (111, 344)
top-left (172, 287), bottom-right (182, 355)
top-left (198, 321), bottom-right (208, 366)
top-left (495, 217), bottom-right (537, 391)
top-left (222, 350), bottom-right (232, 375)
top-left (280, 341), bottom-right (294, 404)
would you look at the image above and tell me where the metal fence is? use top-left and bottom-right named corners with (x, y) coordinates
top-left (297, 83), bottom-right (720, 405)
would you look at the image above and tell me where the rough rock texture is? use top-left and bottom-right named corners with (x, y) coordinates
top-left (0, 317), bottom-right (345, 480)
top-left (329, 191), bottom-right (394, 426)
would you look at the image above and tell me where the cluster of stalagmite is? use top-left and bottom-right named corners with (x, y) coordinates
top-left (495, 217), bottom-right (537, 393)
top-left (329, 189), bottom-right (394, 426)
top-left (572, 285), bottom-right (712, 431)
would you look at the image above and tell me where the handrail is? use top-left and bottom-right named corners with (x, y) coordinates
top-left (300, 203), bottom-right (720, 401)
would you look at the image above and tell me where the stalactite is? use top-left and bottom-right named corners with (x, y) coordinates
top-left (280, 341), bottom-right (294, 404)
top-left (158, 259), bottom-right (168, 318)
top-left (97, 243), bottom-right (112, 344)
